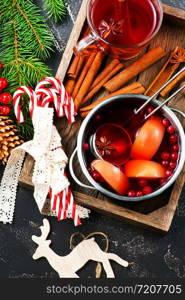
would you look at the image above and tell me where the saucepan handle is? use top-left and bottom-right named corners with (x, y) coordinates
top-left (69, 148), bottom-right (96, 190)
top-left (170, 107), bottom-right (185, 118)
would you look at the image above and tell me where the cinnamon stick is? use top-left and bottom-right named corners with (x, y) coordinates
top-left (104, 47), bottom-right (166, 92)
top-left (80, 82), bottom-right (145, 112)
top-left (67, 55), bottom-right (80, 79)
top-left (90, 59), bottom-right (120, 89)
top-left (72, 53), bottom-right (96, 99)
top-left (82, 62), bottom-right (124, 104)
top-left (145, 47), bottom-right (185, 96)
top-left (64, 79), bottom-right (75, 95)
top-left (74, 51), bottom-right (105, 109)
top-left (160, 69), bottom-right (185, 97)
top-left (80, 85), bottom-right (146, 118)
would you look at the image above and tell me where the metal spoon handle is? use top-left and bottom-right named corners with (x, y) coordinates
top-left (135, 65), bottom-right (185, 115)
top-left (145, 84), bottom-right (185, 120)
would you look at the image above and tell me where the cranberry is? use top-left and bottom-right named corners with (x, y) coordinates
top-left (171, 152), bottom-right (178, 161)
top-left (169, 161), bottom-right (176, 169)
top-left (146, 106), bottom-right (154, 114)
top-left (169, 134), bottom-right (178, 144)
top-left (138, 179), bottom-right (148, 187)
top-left (165, 169), bottom-right (173, 178)
top-left (127, 190), bottom-right (136, 197)
top-left (142, 186), bottom-right (153, 195)
top-left (95, 114), bottom-right (101, 121)
top-left (162, 118), bottom-right (170, 127)
top-left (167, 125), bottom-right (175, 134)
top-left (0, 92), bottom-right (12, 104)
top-left (0, 105), bottom-right (10, 115)
top-left (0, 78), bottom-right (8, 91)
top-left (136, 191), bottom-right (143, 197)
top-left (92, 171), bottom-right (101, 182)
top-left (161, 151), bottom-right (170, 160)
top-left (88, 167), bottom-right (93, 174)
top-left (83, 143), bottom-right (89, 151)
top-left (159, 178), bottom-right (166, 185)
top-left (162, 160), bottom-right (169, 167)
top-left (172, 144), bottom-right (179, 152)
top-left (0, 62), bottom-right (3, 71)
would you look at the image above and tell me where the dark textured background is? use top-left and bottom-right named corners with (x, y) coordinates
top-left (0, 0), bottom-right (185, 279)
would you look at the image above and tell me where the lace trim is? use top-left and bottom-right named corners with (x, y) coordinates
top-left (0, 107), bottom-right (90, 224)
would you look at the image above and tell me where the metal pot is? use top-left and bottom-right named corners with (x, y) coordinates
top-left (69, 94), bottom-right (185, 202)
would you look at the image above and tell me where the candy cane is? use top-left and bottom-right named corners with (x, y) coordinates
top-left (13, 86), bottom-right (37, 123)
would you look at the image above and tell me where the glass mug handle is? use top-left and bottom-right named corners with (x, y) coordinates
top-left (74, 32), bottom-right (98, 53)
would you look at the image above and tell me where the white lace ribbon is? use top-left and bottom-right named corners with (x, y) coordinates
top-left (0, 107), bottom-right (90, 224)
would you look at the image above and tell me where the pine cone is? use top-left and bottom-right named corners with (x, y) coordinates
top-left (0, 115), bottom-right (24, 165)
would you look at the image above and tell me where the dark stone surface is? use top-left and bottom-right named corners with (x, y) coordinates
top-left (0, 0), bottom-right (185, 279)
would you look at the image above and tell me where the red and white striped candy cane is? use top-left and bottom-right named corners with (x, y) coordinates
top-left (13, 87), bottom-right (37, 123)
top-left (36, 77), bottom-right (76, 122)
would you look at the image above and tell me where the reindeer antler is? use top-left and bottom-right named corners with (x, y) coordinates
top-left (32, 218), bottom-right (51, 245)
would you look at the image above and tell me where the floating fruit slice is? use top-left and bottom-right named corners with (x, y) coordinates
top-left (91, 159), bottom-right (129, 195)
top-left (124, 160), bottom-right (165, 179)
top-left (131, 116), bottom-right (165, 160)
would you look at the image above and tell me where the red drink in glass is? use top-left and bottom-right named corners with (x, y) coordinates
top-left (75, 0), bottom-right (163, 60)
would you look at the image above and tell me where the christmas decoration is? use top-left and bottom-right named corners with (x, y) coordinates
top-left (0, 0), bottom-right (66, 140)
top-left (0, 115), bottom-right (24, 165)
top-left (32, 219), bottom-right (129, 278)
top-left (0, 0), bottom-right (53, 93)
top-left (43, 0), bottom-right (67, 23)
top-left (0, 77), bottom-right (89, 226)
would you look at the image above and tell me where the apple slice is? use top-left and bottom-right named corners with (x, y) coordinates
top-left (91, 159), bottom-right (129, 195)
top-left (131, 116), bottom-right (165, 160)
top-left (124, 160), bottom-right (165, 179)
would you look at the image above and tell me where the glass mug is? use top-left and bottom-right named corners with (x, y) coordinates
top-left (75, 0), bottom-right (163, 60)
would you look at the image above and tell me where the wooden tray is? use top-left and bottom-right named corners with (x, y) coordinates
top-left (19, 1), bottom-right (185, 233)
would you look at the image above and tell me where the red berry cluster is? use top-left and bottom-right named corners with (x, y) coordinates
top-left (0, 63), bottom-right (12, 115)
top-left (161, 118), bottom-right (179, 180)
top-left (127, 179), bottom-right (153, 197)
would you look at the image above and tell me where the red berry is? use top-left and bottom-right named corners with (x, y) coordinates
top-left (83, 143), bottom-right (89, 151)
top-left (165, 169), bottom-right (173, 178)
top-left (161, 151), bottom-right (170, 160)
top-left (167, 125), bottom-right (175, 134)
top-left (172, 144), bottom-right (179, 152)
top-left (146, 106), bottom-right (154, 114)
top-left (161, 160), bottom-right (169, 167)
top-left (92, 171), bottom-right (101, 181)
top-left (127, 190), bottom-right (136, 197)
top-left (138, 179), bottom-right (148, 187)
top-left (88, 167), bottom-right (93, 174)
top-left (171, 152), bottom-right (178, 161)
top-left (159, 178), bottom-right (166, 185)
top-left (0, 78), bottom-right (8, 91)
top-left (169, 161), bottom-right (176, 169)
top-left (0, 105), bottom-right (10, 115)
top-left (0, 92), bottom-right (12, 104)
top-left (169, 134), bottom-right (178, 144)
top-left (136, 191), bottom-right (143, 197)
top-left (142, 186), bottom-right (153, 195)
top-left (162, 118), bottom-right (170, 127)
top-left (95, 114), bottom-right (101, 121)
top-left (0, 62), bottom-right (3, 71)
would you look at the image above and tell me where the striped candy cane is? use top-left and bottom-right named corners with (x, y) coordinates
top-left (36, 77), bottom-right (76, 122)
top-left (13, 87), bottom-right (37, 123)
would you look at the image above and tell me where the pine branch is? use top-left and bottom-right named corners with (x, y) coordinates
top-left (0, 0), bottom-right (54, 59)
top-left (43, 0), bottom-right (67, 23)
top-left (0, 20), bottom-right (52, 93)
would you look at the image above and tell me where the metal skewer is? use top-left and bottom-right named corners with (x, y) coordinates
top-left (145, 84), bottom-right (185, 120)
top-left (134, 65), bottom-right (185, 116)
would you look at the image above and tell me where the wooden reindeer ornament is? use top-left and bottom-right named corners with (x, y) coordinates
top-left (32, 219), bottom-right (129, 278)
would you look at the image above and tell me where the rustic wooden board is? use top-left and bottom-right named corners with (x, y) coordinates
top-left (19, 1), bottom-right (185, 233)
